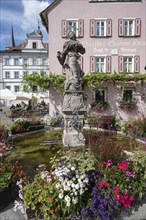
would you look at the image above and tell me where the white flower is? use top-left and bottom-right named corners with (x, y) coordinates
top-left (56, 183), bottom-right (60, 189)
top-left (80, 189), bottom-right (84, 195)
top-left (71, 183), bottom-right (75, 188)
top-left (59, 177), bottom-right (63, 182)
top-left (65, 195), bottom-right (71, 202)
top-left (72, 197), bottom-right (78, 204)
top-left (75, 184), bottom-right (79, 190)
top-left (66, 202), bottom-right (70, 207)
top-left (59, 192), bottom-right (64, 199)
top-left (63, 185), bottom-right (69, 191)
top-left (13, 200), bottom-right (26, 214)
top-left (71, 166), bottom-right (75, 171)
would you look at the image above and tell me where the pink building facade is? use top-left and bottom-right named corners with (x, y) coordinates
top-left (40, 0), bottom-right (146, 120)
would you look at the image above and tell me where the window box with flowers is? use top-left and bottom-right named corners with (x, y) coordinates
top-left (119, 100), bottom-right (137, 110)
top-left (91, 101), bottom-right (109, 112)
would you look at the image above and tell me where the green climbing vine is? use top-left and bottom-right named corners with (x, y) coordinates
top-left (83, 72), bottom-right (146, 90)
top-left (21, 71), bottom-right (146, 93)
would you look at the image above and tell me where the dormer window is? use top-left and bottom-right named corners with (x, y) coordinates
top-left (32, 42), bottom-right (37, 49)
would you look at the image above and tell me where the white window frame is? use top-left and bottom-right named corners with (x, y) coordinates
top-left (14, 71), bottom-right (19, 79)
top-left (123, 56), bottom-right (134, 73)
top-left (95, 56), bottom-right (106, 72)
top-left (5, 58), bottom-right (10, 65)
top-left (23, 58), bottom-right (28, 65)
top-left (32, 58), bottom-right (37, 66)
top-left (124, 19), bottom-right (135, 36)
top-left (5, 71), bottom-right (10, 79)
top-left (14, 58), bottom-right (20, 66)
top-left (66, 19), bottom-right (79, 37)
top-left (95, 19), bottom-right (106, 37)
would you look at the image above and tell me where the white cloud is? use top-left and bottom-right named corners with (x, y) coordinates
top-left (21, 0), bottom-right (49, 32)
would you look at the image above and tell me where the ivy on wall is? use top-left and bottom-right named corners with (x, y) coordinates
top-left (22, 71), bottom-right (146, 92)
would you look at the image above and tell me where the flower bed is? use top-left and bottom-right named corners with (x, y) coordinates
top-left (14, 147), bottom-right (146, 220)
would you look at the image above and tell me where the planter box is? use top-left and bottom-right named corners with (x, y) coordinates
top-left (0, 184), bottom-right (18, 211)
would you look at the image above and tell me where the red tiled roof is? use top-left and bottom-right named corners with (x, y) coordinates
top-left (7, 42), bottom-right (27, 51)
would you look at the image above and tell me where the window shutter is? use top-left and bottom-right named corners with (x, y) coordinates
top-left (90, 19), bottom-right (96, 37)
top-left (90, 56), bottom-right (96, 72)
top-left (78, 56), bottom-right (83, 70)
top-left (118, 19), bottom-right (124, 37)
top-left (134, 56), bottom-right (140, 73)
top-left (62, 20), bottom-right (67, 38)
top-left (106, 19), bottom-right (112, 37)
top-left (78, 19), bottom-right (84, 38)
top-left (135, 18), bottom-right (141, 37)
top-left (106, 56), bottom-right (111, 73)
top-left (118, 56), bottom-right (124, 73)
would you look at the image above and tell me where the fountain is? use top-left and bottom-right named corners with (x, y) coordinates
top-left (57, 31), bottom-right (86, 147)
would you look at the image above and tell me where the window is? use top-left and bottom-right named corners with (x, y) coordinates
top-left (14, 72), bottom-right (19, 79)
top-left (96, 57), bottom-right (105, 72)
top-left (5, 86), bottom-right (11, 90)
top-left (42, 58), bottom-right (47, 65)
top-left (32, 59), bottom-right (37, 66)
top-left (5, 72), bottom-right (10, 79)
top-left (14, 58), bottom-right (19, 65)
top-left (124, 20), bottom-right (134, 36)
top-left (90, 56), bottom-right (111, 73)
top-left (95, 89), bottom-right (106, 103)
top-left (23, 72), bottom-right (28, 77)
top-left (62, 19), bottom-right (84, 38)
top-left (32, 86), bottom-right (38, 92)
top-left (14, 86), bottom-right (19, 92)
top-left (32, 42), bottom-right (37, 49)
top-left (118, 18), bottom-right (141, 37)
top-left (96, 20), bottom-right (106, 36)
top-left (118, 56), bottom-right (140, 73)
top-left (5, 58), bottom-right (10, 65)
top-left (123, 89), bottom-right (133, 102)
top-left (124, 57), bottom-right (133, 72)
top-left (90, 19), bottom-right (112, 37)
top-left (23, 58), bottom-right (28, 65)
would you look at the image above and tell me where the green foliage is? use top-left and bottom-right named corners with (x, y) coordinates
top-left (22, 71), bottom-right (146, 93)
top-left (83, 73), bottom-right (146, 90)
top-left (22, 71), bottom-right (65, 93)
top-left (10, 118), bottom-right (42, 134)
top-left (50, 148), bottom-right (96, 172)
top-left (121, 117), bottom-right (146, 138)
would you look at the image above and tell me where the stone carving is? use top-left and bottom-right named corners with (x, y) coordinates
top-left (57, 31), bottom-right (85, 92)
top-left (57, 31), bottom-right (86, 147)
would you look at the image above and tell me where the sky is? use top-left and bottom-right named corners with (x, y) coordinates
top-left (0, 0), bottom-right (53, 51)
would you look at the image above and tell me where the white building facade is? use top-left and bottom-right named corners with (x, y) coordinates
top-left (0, 26), bottom-right (49, 93)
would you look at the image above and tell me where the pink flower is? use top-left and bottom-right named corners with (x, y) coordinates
top-left (126, 171), bottom-right (136, 179)
top-left (113, 187), bottom-right (119, 194)
top-left (117, 161), bottom-right (129, 171)
top-left (102, 160), bottom-right (113, 167)
top-left (97, 181), bottom-right (103, 188)
top-left (103, 182), bottom-right (109, 187)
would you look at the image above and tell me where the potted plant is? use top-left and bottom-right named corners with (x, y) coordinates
top-left (0, 141), bottom-right (26, 210)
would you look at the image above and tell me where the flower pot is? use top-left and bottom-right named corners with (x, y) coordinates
top-left (0, 183), bottom-right (19, 211)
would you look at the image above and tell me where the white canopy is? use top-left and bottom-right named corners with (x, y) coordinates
top-left (0, 89), bottom-right (30, 101)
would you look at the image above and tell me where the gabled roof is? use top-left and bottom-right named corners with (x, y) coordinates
top-left (40, 0), bottom-right (62, 32)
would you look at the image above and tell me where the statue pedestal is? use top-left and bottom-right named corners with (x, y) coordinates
top-left (62, 115), bottom-right (85, 147)
top-left (63, 130), bottom-right (85, 147)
